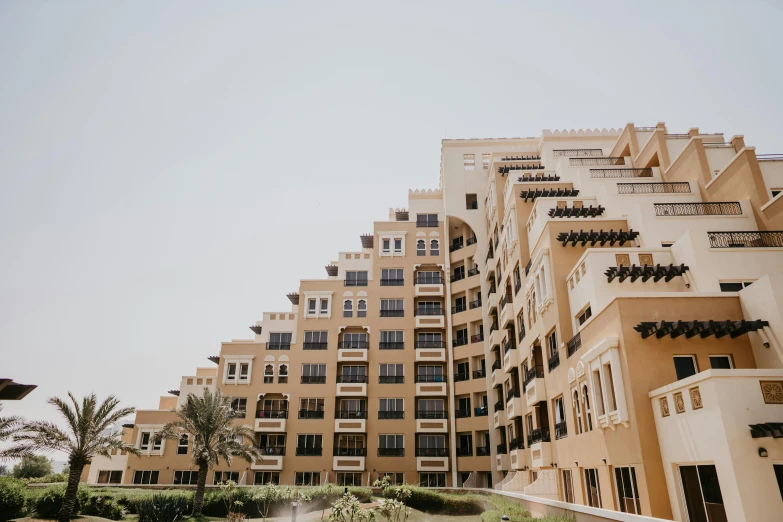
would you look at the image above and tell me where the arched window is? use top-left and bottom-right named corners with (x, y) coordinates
top-left (357, 299), bottom-right (367, 318)
top-left (278, 364), bottom-right (288, 384)
top-left (417, 240), bottom-right (426, 256)
top-left (430, 239), bottom-right (440, 256)
top-left (343, 300), bottom-right (353, 318)
top-left (573, 389), bottom-right (583, 434)
top-left (582, 384), bottom-right (593, 431)
top-left (264, 364), bottom-right (274, 384)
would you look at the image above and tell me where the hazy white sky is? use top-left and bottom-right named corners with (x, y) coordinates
top-left (2, 1), bottom-right (782, 439)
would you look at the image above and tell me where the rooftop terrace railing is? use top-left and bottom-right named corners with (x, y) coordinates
top-left (708, 231), bottom-right (783, 248)
top-left (590, 168), bottom-right (653, 178)
top-left (569, 157), bottom-right (624, 166)
top-left (654, 202), bottom-right (741, 217)
top-left (617, 182), bottom-right (690, 194)
top-left (553, 149), bottom-right (602, 157)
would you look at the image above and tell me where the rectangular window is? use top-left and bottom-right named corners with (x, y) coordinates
top-left (562, 470), bottom-right (574, 503)
top-left (96, 470), bottom-right (122, 484)
top-left (173, 470), bottom-right (199, 485)
top-left (301, 364), bottom-right (327, 383)
top-left (227, 362), bottom-right (237, 379)
top-left (381, 268), bottom-right (404, 286)
top-left (380, 299), bottom-right (404, 317)
top-left (378, 472), bottom-right (404, 485)
top-left (299, 398), bottom-right (325, 419)
top-left (679, 465), bottom-right (726, 522)
top-left (253, 471), bottom-right (280, 485)
top-left (578, 306), bottom-right (592, 326)
top-left (719, 281), bottom-right (754, 292)
top-left (345, 271), bottom-right (369, 286)
top-left (709, 355), bottom-right (733, 369)
top-left (320, 298), bottom-right (329, 313)
top-left (308, 299), bottom-right (316, 314)
top-left (547, 330), bottom-right (558, 358)
top-left (379, 398), bottom-right (404, 415)
top-left (336, 472), bottom-right (364, 486)
top-left (296, 434), bottom-right (323, 455)
top-left (416, 214), bottom-right (439, 227)
top-left (295, 472), bottom-right (321, 486)
top-left (139, 432), bottom-right (151, 450)
top-left (383, 238), bottom-right (390, 252)
top-left (379, 364), bottom-right (404, 384)
top-left (239, 363), bottom-right (249, 380)
top-left (394, 238), bottom-right (402, 252)
top-left (177, 434), bottom-right (189, 455)
top-left (615, 466), bottom-right (641, 514)
top-left (420, 472), bottom-right (446, 487)
top-left (463, 154), bottom-right (475, 170)
top-left (341, 332), bottom-right (367, 348)
top-left (416, 271), bottom-right (441, 284)
top-left (584, 468), bottom-right (602, 508)
top-left (430, 239), bottom-right (440, 256)
top-left (132, 470), bottom-right (159, 485)
top-left (268, 332), bottom-right (292, 350)
top-left (304, 331), bottom-right (328, 349)
top-left (674, 355), bottom-right (698, 380)
top-left (230, 398), bottom-right (247, 416)
top-left (258, 433), bottom-right (286, 452)
top-left (417, 332), bottom-right (443, 348)
top-left (417, 366), bottom-right (444, 383)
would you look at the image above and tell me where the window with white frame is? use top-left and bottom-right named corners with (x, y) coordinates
top-left (562, 469), bottom-right (574, 503)
top-left (343, 300), bottom-right (353, 318)
top-left (378, 434), bottom-right (404, 456)
top-left (224, 359), bottom-right (252, 384)
top-left (417, 240), bottom-right (426, 256)
top-left (264, 364), bottom-right (274, 384)
top-left (97, 470), bottom-right (122, 484)
top-left (584, 468), bottom-right (602, 508)
top-left (138, 430), bottom-right (162, 452)
top-left (379, 233), bottom-right (406, 257)
top-left (254, 471), bottom-right (280, 485)
top-left (615, 466), bottom-right (641, 514)
top-left (268, 332), bottom-right (292, 350)
top-left (295, 472), bottom-right (321, 486)
top-left (584, 339), bottom-right (627, 429)
top-left (308, 299), bottom-right (316, 314)
top-left (304, 292), bottom-right (332, 318)
top-left (357, 299), bottom-right (367, 318)
top-left (709, 354), bottom-right (733, 369)
top-left (673, 355), bottom-right (698, 380)
top-left (173, 470), bottom-right (198, 485)
top-left (177, 434), bottom-right (189, 454)
top-left (430, 239), bottom-right (440, 256)
top-left (547, 329), bottom-right (558, 359)
top-left (577, 306), bottom-right (592, 327)
top-left (213, 471), bottom-right (240, 484)
top-left (420, 472), bottom-right (446, 487)
top-left (378, 472), bottom-right (404, 485)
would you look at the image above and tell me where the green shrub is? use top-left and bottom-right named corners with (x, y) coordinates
top-left (25, 472), bottom-right (68, 484)
top-left (83, 492), bottom-right (125, 520)
top-left (124, 491), bottom-right (193, 515)
top-left (383, 487), bottom-right (484, 516)
top-left (33, 483), bottom-right (91, 518)
top-left (0, 477), bottom-right (27, 521)
top-left (135, 493), bottom-right (190, 522)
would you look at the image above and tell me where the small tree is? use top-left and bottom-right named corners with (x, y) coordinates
top-left (156, 388), bottom-right (262, 516)
top-left (12, 454), bottom-right (52, 478)
top-left (14, 393), bottom-right (139, 522)
top-left (252, 483), bottom-right (282, 521)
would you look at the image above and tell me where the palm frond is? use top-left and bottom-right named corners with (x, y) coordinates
top-left (14, 420), bottom-right (74, 453)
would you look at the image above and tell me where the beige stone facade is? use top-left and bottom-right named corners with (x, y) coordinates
top-left (87, 124), bottom-right (783, 521)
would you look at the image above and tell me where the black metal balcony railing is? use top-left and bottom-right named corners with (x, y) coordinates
top-left (654, 202), bottom-right (742, 217)
top-left (455, 409), bottom-right (471, 418)
top-left (452, 337), bottom-right (468, 348)
top-left (454, 372), bottom-right (470, 382)
top-left (266, 342), bottom-right (291, 350)
top-left (416, 275), bottom-right (443, 285)
top-left (416, 448), bottom-right (448, 457)
top-left (417, 220), bottom-right (439, 228)
top-left (469, 299), bottom-right (481, 310)
top-left (301, 376), bottom-right (327, 384)
top-left (489, 322), bottom-right (498, 334)
top-left (617, 182), bottom-right (690, 194)
top-left (416, 308), bottom-right (444, 316)
top-left (380, 310), bottom-right (405, 318)
top-left (298, 410), bottom-right (325, 419)
top-left (471, 335), bottom-right (484, 345)
top-left (566, 333), bottom-right (582, 358)
top-left (476, 446), bottom-right (491, 456)
top-left (491, 360), bottom-right (502, 371)
top-left (555, 421), bottom-right (568, 440)
top-left (493, 400), bottom-right (503, 412)
top-left (525, 259), bottom-right (532, 276)
top-left (518, 326), bottom-right (526, 343)
top-left (474, 406), bottom-right (489, 416)
top-left (379, 342), bottom-right (404, 350)
top-left (378, 411), bottom-right (404, 419)
top-left (338, 341), bottom-right (368, 349)
top-left (333, 447), bottom-right (367, 457)
top-left (590, 168), bottom-right (653, 178)
top-left (303, 342), bottom-right (328, 350)
top-left (415, 374), bottom-right (446, 383)
top-left (508, 437), bottom-right (521, 451)
top-left (415, 341), bottom-right (445, 349)
top-left (415, 410), bottom-right (447, 419)
top-left (335, 411), bottom-right (368, 419)
top-left (501, 155), bottom-right (541, 161)
top-left (380, 279), bottom-right (405, 286)
top-left (514, 279), bottom-right (521, 295)
top-left (503, 338), bottom-right (516, 354)
top-left (708, 231), bottom-right (783, 248)
top-left (344, 279), bottom-right (368, 286)
top-left (500, 294), bottom-right (511, 310)
top-left (498, 165), bottom-right (545, 175)
top-left (468, 267), bottom-right (480, 277)
top-left (488, 285), bottom-right (497, 295)
top-left (336, 375), bottom-right (368, 384)
top-left (449, 242), bottom-right (464, 253)
top-left (506, 387), bottom-right (520, 400)
top-left (548, 351), bottom-right (561, 372)
top-left (496, 443), bottom-right (507, 454)
top-left (523, 365), bottom-right (545, 387)
top-left (527, 427), bottom-right (551, 446)
top-left (553, 149), bottom-right (603, 157)
top-left (569, 157), bottom-right (624, 166)
top-left (255, 410), bottom-right (288, 419)
top-left (452, 303), bottom-right (466, 314)
top-left (472, 369), bottom-right (486, 379)
top-left (467, 236), bottom-right (477, 246)
top-left (548, 205), bottom-right (605, 219)
top-left (455, 447), bottom-right (473, 457)
top-left (450, 272), bottom-right (465, 283)
top-left (378, 448), bottom-right (404, 456)
top-left (258, 446), bottom-right (286, 456)
top-left (295, 447), bottom-right (323, 456)
top-left (378, 376), bottom-right (404, 384)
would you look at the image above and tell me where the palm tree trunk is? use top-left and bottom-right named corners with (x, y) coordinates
top-left (58, 463), bottom-right (84, 522)
top-left (192, 462), bottom-right (209, 515)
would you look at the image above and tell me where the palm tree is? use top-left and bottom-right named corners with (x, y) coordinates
top-left (14, 393), bottom-right (139, 522)
top-left (157, 388), bottom-right (262, 516)
top-left (0, 404), bottom-right (24, 460)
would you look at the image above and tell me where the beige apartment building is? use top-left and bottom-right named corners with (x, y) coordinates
top-left (86, 123), bottom-right (783, 522)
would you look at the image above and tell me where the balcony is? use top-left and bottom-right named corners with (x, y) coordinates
top-left (301, 376), bottom-right (327, 384)
top-left (415, 374), bottom-right (447, 383)
top-left (590, 168), bottom-right (653, 178)
top-left (452, 303), bottom-right (466, 314)
top-left (416, 455), bottom-right (449, 472)
top-left (252, 454), bottom-right (284, 471)
top-left (344, 279), bottom-right (368, 287)
top-left (569, 157), bottom-right (624, 166)
top-left (454, 372), bottom-right (470, 382)
top-left (415, 340), bottom-right (445, 348)
top-left (303, 342), bottom-right (328, 350)
top-left (416, 418), bottom-right (448, 432)
top-left (617, 182), bottom-right (690, 194)
top-left (380, 279), bottom-right (405, 286)
top-left (415, 308), bottom-right (445, 328)
top-left (527, 426), bottom-right (551, 446)
top-left (548, 204), bottom-right (605, 219)
top-left (491, 362), bottom-right (503, 388)
top-left (707, 231), bottom-right (783, 248)
top-left (499, 297), bottom-right (513, 329)
top-left (295, 447), bottom-right (323, 456)
top-left (553, 149), bottom-right (602, 157)
top-left (508, 437), bottom-right (522, 451)
top-left (469, 299), bottom-right (481, 310)
top-left (496, 443), bottom-right (507, 455)
top-left (524, 365), bottom-right (546, 407)
top-left (503, 337), bottom-right (516, 354)
top-left (455, 446), bottom-right (473, 457)
top-left (415, 346), bottom-right (446, 363)
top-left (415, 276), bottom-right (444, 297)
top-left (334, 418), bottom-right (366, 433)
top-left (333, 454), bottom-right (366, 471)
top-left (336, 375), bottom-right (367, 383)
top-left (378, 375), bottom-right (404, 384)
top-left (333, 447), bottom-right (367, 456)
top-left (503, 346), bottom-right (518, 373)
top-left (254, 411), bottom-right (287, 432)
top-left (380, 310), bottom-right (405, 318)
top-left (494, 400), bottom-right (504, 412)
top-left (474, 406), bottom-right (489, 417)
top-left (337, 346), bottom-right (368, 363)
top-left (472, 369), bottom-right (486, 379)
top-left (378, 411), bottom-right (404, 419)
top-left (338, 341), bottom-right (368, 349)
top-left (476, 446), bottom-right (490, 456)
top-left (416, 447), bottom-right (448, 457)
top-left (415, 381), bottom-right (447, 396)
top-left (468, 267), bottom-right (480, 277)
top-left (548, 351), bottom-right (560, 372)
top-left (450, 272), bottom-right (465, 283)
top-left (266, 342), bottom-right (290, 350)
top-left (378, 448), bottom-right (404, 457)
top-left (454, 408), bottom-right (471, 418)
top-left (417, 220), bottom-right (439, 228)
top-left (298, 410), bottom-right (325, 419)
top-left (449, 239), bottom-right (464, 253)
top-left (335, 411), bottom-right (367, 419)
top-left (506, 394), bottom-right (523, 419)
top-left (379, 342), bottom-right (404, 350)
top-left (335, 382), bottom-right (367, 397)
top-left (471, 334), bottom-right (484, 345)
top-left (654, 201), bottom-right (741, 217)
top-left (555, 421), bottom-right (568, 440)
top-left (452, 337), bottom-right (468, 348)
top-left (485, 248), bottom-right (494, 264)
top-left (566, 332), bottom-right (582, 358)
